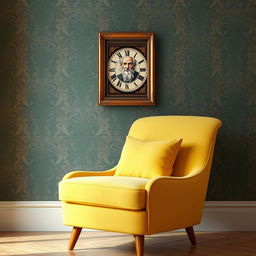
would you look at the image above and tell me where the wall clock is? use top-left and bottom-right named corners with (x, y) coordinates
top-left (98, 32), bottom-right (155, 106)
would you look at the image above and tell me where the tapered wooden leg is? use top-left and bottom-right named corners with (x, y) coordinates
top-left (134, 235), bottom-right (144, 256)
top-left (68, 227), bottom-right (82, 250)
top-left (185, 226), bottom-right (197, 245)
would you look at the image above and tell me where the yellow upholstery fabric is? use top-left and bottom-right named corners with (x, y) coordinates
top-left (115, 136), bottom-right (182, 178)
top-left (62, 201), bottom-right (148, 235)
top-left (59, 176), bottom-right (149, 210)
top-left (128, 116), bottom-right (222, 177)
top-left (59, 115), bottom-right (222, 247)
top-left (145, 171), bottom-right (210, 234)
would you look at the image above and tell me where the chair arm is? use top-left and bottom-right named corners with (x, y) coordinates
top-left (62, 166), bottom-right (117, 180)
top-left (145, 169), bottom-right (209, 234)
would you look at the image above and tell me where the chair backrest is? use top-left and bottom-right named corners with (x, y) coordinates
top-left (128, 116), bottom-right (222, 177)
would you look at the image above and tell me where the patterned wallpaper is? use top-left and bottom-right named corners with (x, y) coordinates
top-left (1, 0), bottom-right (256, 200)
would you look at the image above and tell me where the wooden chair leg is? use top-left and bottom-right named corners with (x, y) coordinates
top-left (68, 226), bottom-right (82, 250)
top-left (134, 235), bottom-right (144, 256)
top-left (185, 226), bottom-right (197, 245)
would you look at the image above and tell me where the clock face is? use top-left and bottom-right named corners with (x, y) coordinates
top-left (107, 47), bottom-right (148, 93)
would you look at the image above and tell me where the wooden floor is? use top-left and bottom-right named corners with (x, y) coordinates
top-left (1, 231), bottom-right (256, 256)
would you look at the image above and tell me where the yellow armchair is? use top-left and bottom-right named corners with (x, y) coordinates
top-left (59, 116), bottom-right (221, 256)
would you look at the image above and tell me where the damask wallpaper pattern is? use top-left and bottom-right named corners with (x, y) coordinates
top-left (1, 0), bottom-right (256, 200)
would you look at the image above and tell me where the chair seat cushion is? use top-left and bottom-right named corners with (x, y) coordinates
top-left (59, 176), bottom-right (149, 210)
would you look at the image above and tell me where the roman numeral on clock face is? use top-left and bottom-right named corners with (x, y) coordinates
top-left (111, 74), bottom-right (117, 82)
top-left (117, 80), bottom-right (122, 87)
top-left (111, 74), bottom-right (116, 80)
top-left (125, 50), bottom-right (130, 56)
top-left (109, 68), bottom-right (115, 72)
top-left (138, 75), bottom-right (144, 81)
top-left (117, 52), bottom-right (122, 58)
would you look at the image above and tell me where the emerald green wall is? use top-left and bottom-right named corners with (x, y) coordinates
top-left (1, 0), bottom-right (256, 201)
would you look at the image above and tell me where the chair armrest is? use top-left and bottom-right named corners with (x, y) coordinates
top-left (145, 169), bottom-right (209, 234)
top-left (62, 166), bottom-right (117, 180)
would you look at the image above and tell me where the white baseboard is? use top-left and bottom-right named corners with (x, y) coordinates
top-left (0, 201), bottom-right (71, 232)
top-left (0, 201), bottom-right (256, 231)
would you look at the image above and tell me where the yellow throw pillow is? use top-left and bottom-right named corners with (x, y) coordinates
top-left (115, 136), bottom-right (182, 178)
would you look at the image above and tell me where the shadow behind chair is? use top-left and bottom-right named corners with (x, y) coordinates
top-left (59, 116), bottom-right (222, 256)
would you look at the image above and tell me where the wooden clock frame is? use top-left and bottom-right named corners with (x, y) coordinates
top-left (98, 32), bottom-right (155, 106)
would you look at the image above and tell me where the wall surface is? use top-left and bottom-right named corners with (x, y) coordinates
top-left (1, 0), bottom-right (256, 201)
